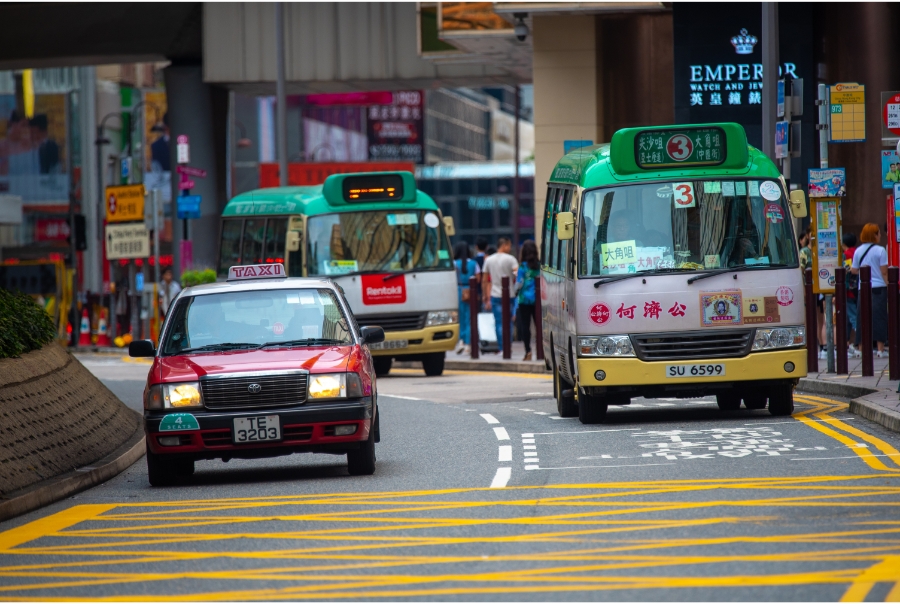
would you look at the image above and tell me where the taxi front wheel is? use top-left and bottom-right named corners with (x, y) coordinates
top-left (146, 445), bottom-right (194, 487)
top-left (347, 426), bottom-right (376, 476)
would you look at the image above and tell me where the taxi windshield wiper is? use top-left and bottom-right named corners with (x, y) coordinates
top-left (686, 263), bottom-right (791, 285)
top-left (592, 267), bottom-right (688, 288)
top-left (259, 338), bottom-right (346, 349)
top-left (178, 342), bottom-right (259, 354)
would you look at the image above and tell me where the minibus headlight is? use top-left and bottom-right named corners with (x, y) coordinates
top-left (752, 326), bottom-right (805, 351)
top-left (578, 335), bottom-right (635, 357)
top-left (426, 310), bottom-right (458, 326)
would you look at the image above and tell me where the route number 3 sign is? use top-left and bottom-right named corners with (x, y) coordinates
top-left (673, 182), bottom-right (696, 208)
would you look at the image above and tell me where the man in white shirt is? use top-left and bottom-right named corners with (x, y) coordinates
top-left (482, 237), bottom-right (519, 354)
top-left (159, 267), bottom-right (182, 317)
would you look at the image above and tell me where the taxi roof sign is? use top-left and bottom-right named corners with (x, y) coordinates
top-left (609, 122), bottom-right (750, 176)
top-left (227, 263), bottom-right (286, 281)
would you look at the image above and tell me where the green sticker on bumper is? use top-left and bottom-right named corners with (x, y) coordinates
top-left (159, 413), bottom-right (200, 431)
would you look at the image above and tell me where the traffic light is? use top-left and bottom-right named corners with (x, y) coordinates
top-left (66, 214), bottom-right (87, 251)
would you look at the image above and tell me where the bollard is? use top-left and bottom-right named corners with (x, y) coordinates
top-left (468, 275), bottom-right (479, 360)
top-left (889, 267), bottom-right (899, 380)
top-left (860, 265), bottom-right (873, 377)
top-left (804, 268), bottom-right (818, 372)
top-left (835, 267), bottom-right (848, 375)
top-left (501, 276), bottom-right (512, 359)
top-left (534, 276), bottom-right (544, 361)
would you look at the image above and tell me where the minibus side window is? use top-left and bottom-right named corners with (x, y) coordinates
top-left (541, 187), bottom-right (556, 268)
top-left (555, 188), bottom-right (571, 273)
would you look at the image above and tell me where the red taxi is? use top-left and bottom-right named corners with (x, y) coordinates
top-left (129, 264), bottom-right (384, 486)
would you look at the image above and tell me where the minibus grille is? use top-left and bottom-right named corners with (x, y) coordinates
top-left (356, 312), bottom-right (426, 332)
top-left (201, 372), bottom-right (308, 410)
top-left (631, 329), bottom-right (753, 361)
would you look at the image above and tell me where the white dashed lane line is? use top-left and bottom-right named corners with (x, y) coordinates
top-left (493, 427), bottom-right (510, 440)
top-left (480, 413), bottom-right (500, 424)
top-left (498, 446), bottom-right (512, 462)
top-left (482, 413), bottom-right (511, 488)
top-left (490, 467), bottom-right (512, 488)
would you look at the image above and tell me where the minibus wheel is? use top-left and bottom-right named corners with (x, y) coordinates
top-left (767, 383), bottom-right (794, 416)
top-left (577, 392), bottom-right (607, 424)
top-left (373, 357), bottom-right (393, 377)
top-left (743, 390), bottom-right (768, 410)
top-left (716, 392), bottom-right (741, 411)
top-left (422, 353), bottom-right (445, 376)
top-left (553, 363), bottom-right (577, 417)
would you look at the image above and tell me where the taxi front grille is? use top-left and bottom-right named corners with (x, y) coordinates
top-left (201, 371), bottom-right (308, 410)
top-left (631, 329), bottom-right (753, 361)
top-left (356, 312), bottom-right (426, 332)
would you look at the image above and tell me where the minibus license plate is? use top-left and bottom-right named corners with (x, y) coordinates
top-left (369, 340), bottom-right (407, 350)
top-left (233, 415), bottom-right (281, 443)
top-left (666, 364), bottom-right (725, 378)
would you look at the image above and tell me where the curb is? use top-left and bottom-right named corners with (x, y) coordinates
top-left (797, 378), bottom-right (878, 400)
top-left (395, 359), bottom-right (550, 374)
top-left (798, 377), bottom-right (900, 435)
top-left (849, 398), bottom-right (900, 433)
top-left (0, 413), bottom-right (145, 523)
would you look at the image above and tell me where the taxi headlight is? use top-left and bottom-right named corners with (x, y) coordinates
top-left (426, 310), bottom-right (458, 326)
top-left (308, 373), bottom-right (363, 400)
top-left (577, 335), bottom-right (635, 357)
top-left (149, 382), bottom-right (202, 408)
top-left (752, 326), bottom-right (806, 351)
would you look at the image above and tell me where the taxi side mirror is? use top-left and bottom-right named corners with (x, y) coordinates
top-left (443, 216), bottom-right (456, 236)
top-left (129, 339), bottom-right (156, 358)
top-left (556, 211), bottom-right (575, 240)
top-left (789, 190), bottom-right (808, 218)
top-left (287, 231), bottom-right (301, 252)
top-left (360, 326), bottom-right (385, 345)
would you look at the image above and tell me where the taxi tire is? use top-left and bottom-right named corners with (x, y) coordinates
top-left (554, 367), bottom-right (577, 418)
top-left (146, 445), bottom-right (194, 487)
top-left (347, 425), bottom-right (376, 476)
top-left (373, 357), bottom-right (392, 377)
top-left (716, 392), bottom-right (742, 411)
top-left (768, 384), bottom-right (794, 416)
top-left (577, 392), bottom-right (607, 424)
top-left (743, 391), bottom-right (768, 410)
top-left (422, 353), bottom-right (445, 376)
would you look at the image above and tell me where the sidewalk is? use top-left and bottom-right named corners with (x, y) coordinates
top-left (395, 340), bottom-right (551, 374)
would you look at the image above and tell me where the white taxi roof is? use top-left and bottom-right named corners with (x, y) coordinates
top-left (184, 264), bottom-right (337, 298)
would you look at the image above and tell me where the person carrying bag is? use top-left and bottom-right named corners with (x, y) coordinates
top-left (454, 242), bottom-right (480, 355)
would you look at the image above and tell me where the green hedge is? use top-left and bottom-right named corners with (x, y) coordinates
top-left (0, 289), bottom-right (57, 359)
top-left (180, 268), bottom-right (217, 288)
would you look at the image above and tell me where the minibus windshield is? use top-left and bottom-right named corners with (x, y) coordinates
top-left (578, 179), bottom-right (797, 277)
top-left (306, 210), bottom-right (453, 277)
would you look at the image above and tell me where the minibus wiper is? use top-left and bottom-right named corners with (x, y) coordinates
top-left (686, 263), bottom-right (791, 285)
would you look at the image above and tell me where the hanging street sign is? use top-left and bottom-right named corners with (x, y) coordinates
top-left (828, 82), bottom-right (866, 143)
top-left (106, 223), bottom-right (150, 260)
top-left (176, 134), bottom-right (190, 164)
top-left (177, 195), bottom-right (202, 219)
top-left (176, 165), bottom-right (207, 178)
top-left (105, 184), bottom-right (145, 223)
top-left (178, 179), bottom-right (196, 190)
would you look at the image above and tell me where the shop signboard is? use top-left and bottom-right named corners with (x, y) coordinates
top-left (366, 91), bottom-right (424, 164)
top-left (828, 83), bottom-right (865, 143)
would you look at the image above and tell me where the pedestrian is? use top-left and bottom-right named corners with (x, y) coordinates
top-left (474, 238), bottom-right (488, 270)
top-left (842, 232), bottom-right (860, 357)
top-left (482, 237), bottom-right (519, 355)
top-left (159, 266), bottom-right (182, 318)
top-left (800, 229), bottom-right (828, 358)
top-left (798, 229), bottom-right (812, 270)
top-left (850, 223), bottom-right (889, 357)
top-left (454, 241), bottom-right (480, 355)
top-left (515, 240), bottom-right (541, 361)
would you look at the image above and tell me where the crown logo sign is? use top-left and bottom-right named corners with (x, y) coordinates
top-left (731, 28), bottom-right (758, 55)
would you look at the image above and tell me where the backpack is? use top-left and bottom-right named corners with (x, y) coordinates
top-left (847, 244), bottom-right (874, 292)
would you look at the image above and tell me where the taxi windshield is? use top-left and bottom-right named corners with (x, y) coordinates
top-left (160, 288), bottom-right (353, 356)
top-left (578, 179), bottom-right (798, 276)
top-left (306, 210), bottom-right (453, 276)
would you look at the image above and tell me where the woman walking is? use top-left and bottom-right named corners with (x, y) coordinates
top-left (515, 240), bottom-right (541, 361)
top-left (850, 223), bottom-right (890, 357)
top-left (454, 241), bottom-right (480, 355)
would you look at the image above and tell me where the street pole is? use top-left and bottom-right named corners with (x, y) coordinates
top-left (761, 3), bottom-right (778, 161)
top-left (275, 2), bottom-right (288, 187)
top-left (815, 83), bottom-right (835, 372)
top-left (512, 85), bottom-right (520, 249)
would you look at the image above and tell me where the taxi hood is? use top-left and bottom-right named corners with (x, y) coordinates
top-left (154, 346), bottom-right (352, 383)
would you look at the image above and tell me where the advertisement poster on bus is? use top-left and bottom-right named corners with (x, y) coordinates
top-left (808, 168), bottom-right (846, 197)
top-left (881, 150), bottom-right (900, 189)
top-left (366, 91), bottom-right (424, 164)
top-left (0, 93), bottom-right (69, 204)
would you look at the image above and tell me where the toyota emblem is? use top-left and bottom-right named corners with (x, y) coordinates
top-left (248, 383), bottom-right (262, 394)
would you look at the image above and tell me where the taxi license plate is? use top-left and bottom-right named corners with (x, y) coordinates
top-left (369, 339), bottom-right (408, 350)
top-left (233, 415), bottom-right (281, 443)
top-left (666, 364), bottom-right (725, 378)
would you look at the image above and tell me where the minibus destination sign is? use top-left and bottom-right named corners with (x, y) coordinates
top-left (342, 174), bottom-right (404, 202)
top-left (635, 127), bottom-right (726, 169)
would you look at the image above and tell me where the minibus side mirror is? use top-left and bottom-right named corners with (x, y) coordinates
top-left (360, 326), bottom-right (385, 345)
top-left (129, 339), bottom-right (156, 358)
top-left (789, 190), bottom-right (808, 218)
top-left (287, 231), bottom-right (301, 252)
top-left (443, 216), bottom-right (456, 236)
top-left (556, 211), bottom-right (575, 240)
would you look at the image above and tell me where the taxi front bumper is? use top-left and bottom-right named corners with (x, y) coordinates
top-left (577, 348), bottom-right (807, 392)
top-left (371, 324), bottom-right (459, 357)
top-left (144, 398), bottom-right (373, 459)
